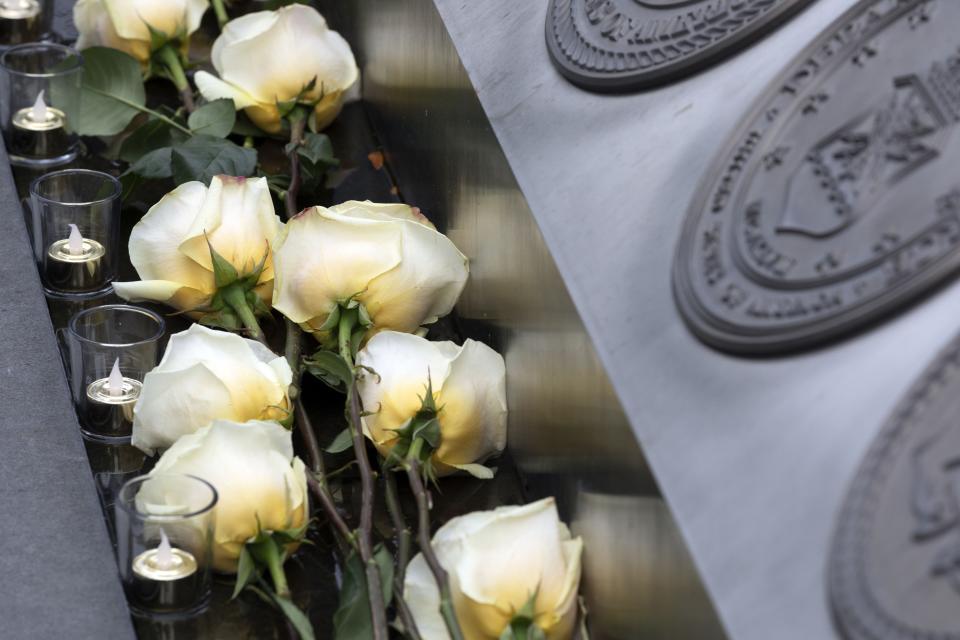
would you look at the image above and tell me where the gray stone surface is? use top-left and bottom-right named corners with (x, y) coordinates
top-left (0, 152), bottom-right (134, 635)
top-left (429, 1), bottom-right (960, 639)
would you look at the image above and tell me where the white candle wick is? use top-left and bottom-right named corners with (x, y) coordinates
top-left (156, 529), bottom-right (174, 571)
top-left (108, 358), bottom-right (124, 398)
top-left (67, 224), bottom-right (84, 256)
top-left (31, 90), bottom-right (47, 122)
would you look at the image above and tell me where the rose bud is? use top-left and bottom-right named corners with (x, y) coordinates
top-left (355, 331), bottom-right (506, 478)
top-left (131, 325), bottom-right (293, 455)
top-left (405, 498), bottom-right (583, 639)
top-left (113, 176), bottom-right (282, 331)
top-left (146, 419), bottom-right (308, 573)
top-left (74, 0), bottom-right (209, 63)
top-left (195, 4), bottom-right (358, 134)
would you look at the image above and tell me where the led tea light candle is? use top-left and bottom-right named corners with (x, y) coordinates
top-left (82, 358), bottom-right (142, 439)
top-left (1, 43), bottom-right (81, 167)
top-left (117, 475), bottom-right (216, 616)
top-left (30, 170), bottom-right (120, 296)
top-left (130, 529), bottom-right (203, 611)
top-left (45, 223), bottom-right (107, 293)
top-left (0, 0), bottom-right (42, 46)
top-left (67, 305), bottom-right (164, 441)
top-left (11, 91), bottom-right (69, 160)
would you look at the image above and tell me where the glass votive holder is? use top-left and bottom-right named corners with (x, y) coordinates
top-left (31, 169), bottom-right (121, 296)
top-left (67, 305), bottom-right (165, 442)
top-left (0, 0), bottom-right (52, 47)
top-left (116, 474), bottom-right (217, 617)
top-left (0, 42), bottom-right (81, 166)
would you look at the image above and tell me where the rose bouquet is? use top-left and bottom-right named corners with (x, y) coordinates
top-left (50, 3), bottom-right (587, 639)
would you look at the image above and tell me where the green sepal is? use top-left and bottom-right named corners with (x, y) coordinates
top-left (232, 545), bottom-right (259, 600)
top-left (199, 309), bottom-right (241, 331)
top-left (499, 591), bottom-right (546, 640)
top-left (317, 306), bottom-right (341, 332)
top-left (207, 236), bottom-right (239, 288)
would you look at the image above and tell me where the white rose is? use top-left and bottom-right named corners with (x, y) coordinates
top-left (272, 201), bottom-right (468, 338)
top-left (195, 4), bottom-right (358, 134)
top-left (74, 0), bottom-right (209, 63)
top-left (113, 175), bottom-right (282, 316)
top-left (147, 419), bottom-right (308, 573)
top-left (405, 498), bottom-right (583, 640)
top-left (131, 324), bottom-right (293, 455)
top-left (355, 331), bottom-right (506, 477)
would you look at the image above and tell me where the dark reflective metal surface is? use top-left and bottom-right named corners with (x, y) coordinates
top-left (319, 0), bottom-right (725, 637)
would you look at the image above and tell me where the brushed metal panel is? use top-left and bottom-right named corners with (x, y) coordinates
top-left (317, 0), bottom-right (724, 637)
top-left (424, 1), bottom-right (960, 640)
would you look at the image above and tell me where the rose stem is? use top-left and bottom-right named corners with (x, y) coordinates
top-left (284, 109), bottom-right (308, 220)
top-left (348, 377), bottom-right (389, 640)
top-left (385, 471), bottom-right (423, 640)
top-left (156, 46), bottom-right (195, 113)
top-left (211, 0), bottom-right (229, 29)
top-left (406, 453), bottom-right (466, 640)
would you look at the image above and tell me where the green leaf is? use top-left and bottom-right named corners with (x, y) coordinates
top-left (324, 427), bottom-right (354, 454)
top-left (189, 99), bottom-right (237, 138)
top-left (332, 547), bottom-right (394, 640)
top-left (119, 117), bottom-right (187, 163)
top-left (232, 546), bottom-right (257, 600)
top-left (126, 147), bottom-right (173, 179)
top-left (298, 133), bottom-right (338, 167)
top-left (274, 594), bottom-right (316, 640)
top-left (73, 47), bottom-right (146, 136)
top-left (374, 544), bottom-right (395, 607)
top-left (171, 135), bottom-right (258, 185)
top-left (305, 350), bottom-right (352, 391)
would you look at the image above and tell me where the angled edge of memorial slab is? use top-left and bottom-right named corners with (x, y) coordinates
top-left (0, 158), bottom-right (135, 635)
top-left (672, 0), bottom-right (960, 355)
top-left (828, 329), bottom-right (960, 640)
top-left (545, 0), bottom-right (818, 93)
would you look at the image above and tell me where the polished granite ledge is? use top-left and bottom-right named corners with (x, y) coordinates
top-left (0, 153), bottom-right (135, 636)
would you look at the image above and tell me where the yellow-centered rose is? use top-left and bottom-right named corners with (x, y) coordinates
top-left (405, 498), bottom-right (584, 640)
top-left (148, 419), bottom-right (308, 573)
top-left (74, 0), bottom-right (209, 63)
top-left (131, 325), bottom-right (293, 455)
top-left (355, 331), bottom-right (506, 477)
top-left (113, 175), bottom-right (282, 316)
top-left (272, 201), bottom-right (468, 338)
top-left (195, 4), bottom-right (358, 134)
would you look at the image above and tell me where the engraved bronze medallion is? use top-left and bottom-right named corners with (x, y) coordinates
top-left (545, 0), bottom-right (815, 91)
top-left (673, 0), bottom-right (960, 354)
top-left (830, 333), bottom-right (960, 640)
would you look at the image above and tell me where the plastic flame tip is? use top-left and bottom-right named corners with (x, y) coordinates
top-left (156, 529), bottom-right (174, 570)
top-left (108, 359), bottom-right (123, 398)
top-left (31, 90), bottom-right (46, 122)
top-left (67, 224), bottom-right (83, 256)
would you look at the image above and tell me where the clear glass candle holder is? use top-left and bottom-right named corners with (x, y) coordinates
top-left (67, 305), bottom-right (165, 442)
top-left (0, 0), bottom-right (52, 47)
top-left (0, 42), bottom-right (81, 166)
top-left (116, 475), bottom-right (217, 617)
top-left (31, 169), bottom-right (121, 296)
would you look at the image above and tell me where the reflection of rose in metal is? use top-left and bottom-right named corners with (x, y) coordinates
top-left (781, 73), bottom-right (951, 238)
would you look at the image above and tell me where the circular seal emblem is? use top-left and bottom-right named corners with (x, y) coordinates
top-left (830, 332), bottom-right (960, 640)
top-left (673, 0), bottom-right (960, 354)
top-left (545, 0), bottom-right (815, 91)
